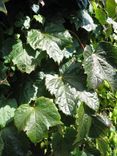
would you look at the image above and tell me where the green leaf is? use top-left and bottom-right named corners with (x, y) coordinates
top-left (14, 97), bottom-right (61, 143)
top-left (93, 4), bottom-right (107, 25)
top-left (0, 62), bottom-right (9, 86)
top-left (96, 137), bottom-right (110, 156)
top-left (33, 14), bottom-right (45, 25)
top-left (60, 60), bottom-right (86, 91)
top-left (17, 79), bottom-right (38, 104)
top-left (27, 29), bottom-right (64, 64)
top-left (27, 27), bottom-right (73, 64)
top-left (89, 114), bottom-right (111, 138)
top-left (0, 96), bottom-right (17, 128)
top-left (105, 0), bottom-right (117, 18)
top-left (0, 0), bottom-right (7, 14)
top-left (75, 104), bottom-right (92, 143)
top-left (52, 127), bottom-right (76, 156)
top-left (1, 126), bottom-right (30, 156)
top-left (106, 17), bottom-right (117, 34)
top-left (45, 74), bottom-right (78, 115)
top-left (77, 91), bottom-right (99, 111)
top-left (98, 42), bottom-right (117, 66)
top-left (0, 136), bottom-right (4, 156)
top-left (6, 39), bottom-right (43, 74)
top-left (83, 45), bottom-right (117, 90)
top-left (71, 10), bottom-right (97, 31)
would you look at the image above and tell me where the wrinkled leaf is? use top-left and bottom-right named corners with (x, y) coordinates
top-left (77, 91), bottom-right (99, 111)
top-left (83, 45), bottom-right (117, 90)
top-left (27, 26), bottom-right (73, 64)
top-left (45, 74), bottom-right (78, 115)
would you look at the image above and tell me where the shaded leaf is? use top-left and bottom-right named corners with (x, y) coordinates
top-left (1, 126), bottom-right (30, 156)
top-left (89, 114), bottom-right (111, 138)
top-left (97, 42), bottom-right (117, 66)
top-left (60, 60), bottom-right (99, 111)
top-left (52, 127), bottom-right (76, 156)
top-left (96, 137), bottom-right (110, 156)
top-left (75, 104), bottom-right (92, 143)
top-left (0, 136), bottom-right (4, 156)
top-left (71, 10), bottom-right (97, 31)
top-left (0, 62), bottom-right (9, 86)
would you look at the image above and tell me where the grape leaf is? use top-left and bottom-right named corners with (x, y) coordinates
top-left (5, 39), bottom-right (43, 74)
top-left (106, 0), bottom-right (117, 18)
top-left (1, 126), bottom-right (29, 156)
top-left (77, 91), bottom-right (99, 111)
top-left (83, 45), bottom-right (117, 90)
top-left (0, 135), bottom-right (4, 156)
top-left (14, 97), bottom-right (61, 143)
top-left (70, 10), bottom-right (97, 31)
top-left (27, 27), bottom-right (73, 64)
top-left (0, 96), bottom-right (17, 128)
top-left (0, 0), bottom-right (7, 14)
top-left (45, 74), bottom-right (78, 115)
top-left (75, 104), bottom-right (92, 143)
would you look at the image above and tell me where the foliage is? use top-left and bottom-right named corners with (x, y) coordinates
top-left (0, 0), bottom-right (117, 155)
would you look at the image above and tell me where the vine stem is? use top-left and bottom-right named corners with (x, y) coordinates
top-left (68, 30), bottom-right (85, 50)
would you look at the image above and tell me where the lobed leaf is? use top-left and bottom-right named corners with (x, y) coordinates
top-left (45, 74), bottom-right (78, 115)
top-left (14, 97), bottom-right (61, 143)
top-left (0, 96), bottom-right (17, 128)
top-left (83, 45), bottom-right (117, 90)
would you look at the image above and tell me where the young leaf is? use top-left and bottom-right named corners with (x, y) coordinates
top-left (14, 97), bottom-right (61, 143)
top-left (105, 0), bottom-right (117, 18)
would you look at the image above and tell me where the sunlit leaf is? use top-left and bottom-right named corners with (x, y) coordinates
top-left (45, 74), bottom-right (78, 115)
top-left (0, 96), bottom-right (17, 128)
top-left (83, 45), bottom-right (117, 90)
top-left (14, 97), bottom-right (61, 143)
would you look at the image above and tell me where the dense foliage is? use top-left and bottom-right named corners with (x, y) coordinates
top-left (0, 0), bottom-right (117, 155)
